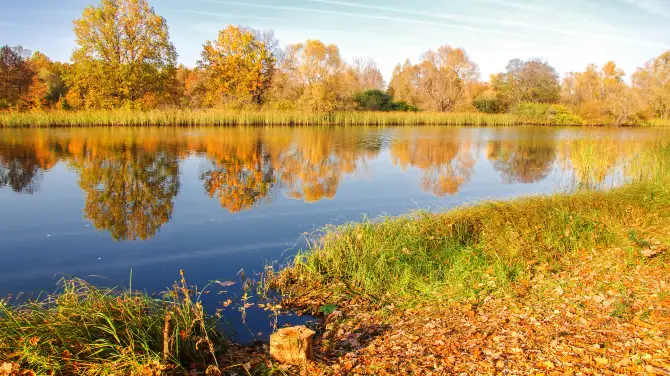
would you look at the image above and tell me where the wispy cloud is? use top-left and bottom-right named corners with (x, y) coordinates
top-left (305, 0), bottom-right (670, 48)
top-left (199, 0), bottom-right (565, 44)
top-left (304, 0), bottom-right (670, 49)
top-left (474, 0), bottom-right (551, 12)
top-left (616, 0), bottom-right (670, 19)
top-left (163, 8), bottom-right (284, 22)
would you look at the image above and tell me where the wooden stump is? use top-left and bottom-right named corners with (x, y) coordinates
top-left (269, 325), bottom-right (315, 365)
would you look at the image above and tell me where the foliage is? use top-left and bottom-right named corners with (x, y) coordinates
top-left (0, 46), bottom-right (34, 110)
top-left (512, 102), bottom-right (585, 125)
top-left (632, 51), bottom-right (670, 120)
top-left (0, 272), bottom-right (226, 374)
top-left (353, 90), bottom-right (417, 112)
top-left (492, 58), bottom-right (561, 107)
top-left (388, 46), bottom-right (480, 112)
top-left (473, 89), bottom-right (506, 113)
top-left (199, 25), bottom-right (276, 107)
top-left (68, 0), bottom-right (179, 109)
top-left (562, 61), bottom-right (645, 125)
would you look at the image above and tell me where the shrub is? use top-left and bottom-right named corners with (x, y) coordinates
top-left (354, 90), bottom-right (419, 112)
top-left (512, 102), bottom-right (585, 125)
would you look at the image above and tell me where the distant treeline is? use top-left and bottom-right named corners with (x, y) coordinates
top-left (1, 0), bottom-right (669, 126)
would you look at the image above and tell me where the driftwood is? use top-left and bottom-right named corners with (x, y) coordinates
top-left (269, 325), bottom-right (316, 365)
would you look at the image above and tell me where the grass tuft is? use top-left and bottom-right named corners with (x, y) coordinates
top-left (0, 271), bottom-right (226, 375)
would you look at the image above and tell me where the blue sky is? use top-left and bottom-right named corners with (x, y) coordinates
top-left (2, 0), bottom-right (669, 81)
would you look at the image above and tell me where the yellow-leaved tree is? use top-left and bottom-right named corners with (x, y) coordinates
top-left (633, 51), bottom-right (670, 119)
top-left (282, 40), bottom-right (348, 112)
top-left (199, 25), bottom-right (276, 108)
top-left (389, 46), bottom-right (479, 111)
top-left (67, 0), bottom-right (179, 109)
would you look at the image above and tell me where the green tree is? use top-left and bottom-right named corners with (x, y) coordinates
top-left (68, 0), bottom-right (178, 109)
top-left (493, 58), bottom-right (561, 107)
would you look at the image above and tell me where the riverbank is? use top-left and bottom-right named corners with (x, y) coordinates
top-left (275, 177), bottom-right (670, 374)
top-left (2, 182), bottom-right (668, 375)
top-left (2, 109), bottom-right (669, 128)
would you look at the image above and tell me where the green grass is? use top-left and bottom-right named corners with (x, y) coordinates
top-left (645, 118), bottom-right (670, 127)
top-left (279, 142), bottom-right (670, 306)
top-left (512, 102), bottom-right (586, 126)
top-left (0, 272), bottom-right (226, 375)
top-left (0, 109), bottom-right (563, 127)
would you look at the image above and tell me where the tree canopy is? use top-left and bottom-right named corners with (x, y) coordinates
top-left (68, 0), bottom-right (178, 109)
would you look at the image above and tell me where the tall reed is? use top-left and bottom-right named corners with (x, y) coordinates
top-left (1, 110), bottom-right (541, 128)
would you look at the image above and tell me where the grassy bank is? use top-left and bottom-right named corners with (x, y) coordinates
top-left (281, 179), bottom-right (670, 306)
top-left (0, 272), bottom-right (228, 375)
top-left (279, 143), bottom-right (670, 307)
top-left (0, 109), bottom-right (614, 128)
top-left (274, 144), bottom-right (670, 374)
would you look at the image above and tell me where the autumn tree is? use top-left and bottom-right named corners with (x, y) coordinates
top-left (346, 58), bottom-right (385, 92)
top-left (632, 51), bottom-right (670, 119)
top-left (389, 46), bottom-right (479, 111)
top-left (562, 61), bottom-right (642, 125)
top-left (24, 52), bottom-right (69, 110)
top-left (198, 25), bottom-right (276, 107)
top-left (176, 65), bottom-right (207, 108)
top-left (0, 46), bottom-right (34, 110)
top-left (388, 60), bottom-right (421, 108)
top-left (281, 40), bottom-right (347, 111)
top-left (67, 0), bottom-right (178, 109)
top-left (492, 58), bottom-right (561, 108)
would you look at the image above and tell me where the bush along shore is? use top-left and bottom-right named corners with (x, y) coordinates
top-left (1, 145), bottom-right (669, 375)
top-left (1, 109), bottom-right (670, 128)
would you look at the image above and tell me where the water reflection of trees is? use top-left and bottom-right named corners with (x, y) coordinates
top-left (0, 127), bottom-right (663, 241)
top-left (199, 132), bottom-right (276, 213)
top-left (487, 137), bottom-right (556, 184)
top-left (0, 138), bottom-right (57, 193)
top-left (197, 128), bottom-right (379, 211)
top-left (390, 129), bottom-right (475, 196)
top-left (72, 143), bottom-right (180, 241)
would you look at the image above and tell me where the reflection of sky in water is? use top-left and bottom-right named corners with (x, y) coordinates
top-left (0, 126), bottom-right (667, 342)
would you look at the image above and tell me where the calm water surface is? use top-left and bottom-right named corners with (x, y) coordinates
top-left (1, 126), bottom-right (667, 340)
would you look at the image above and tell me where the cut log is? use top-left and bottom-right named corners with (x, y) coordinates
top-left (269, 325), bottom-right (315, 365)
